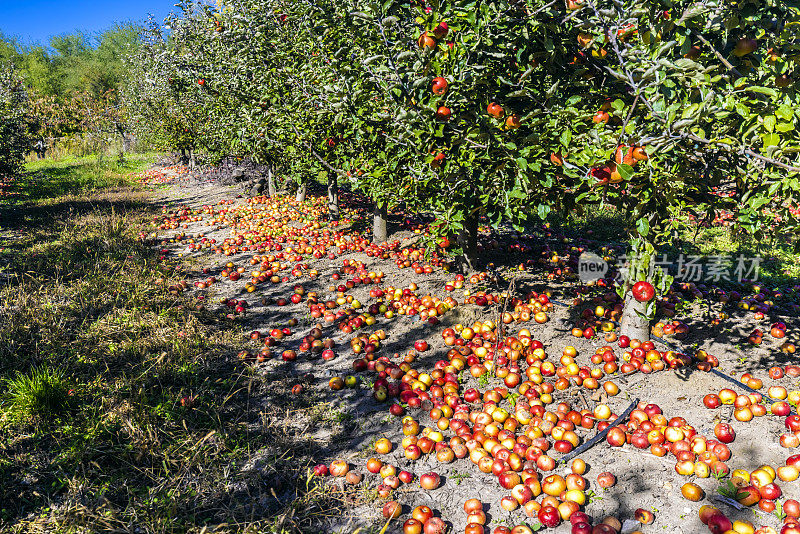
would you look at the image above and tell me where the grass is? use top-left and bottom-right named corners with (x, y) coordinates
top-left (0, 156), bottom-right (367, 533)
top-left (14, 153), bottom-right (157, 203)
top-left (3, 366), bottom-right (72, 425)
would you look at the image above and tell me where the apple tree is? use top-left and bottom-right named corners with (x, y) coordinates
top-left (297, 0), bottom-right (573, 253)
top-left (150, 0), bottom-right (348, 209)
top-left (123, 21), bottom-right (206, 166)
top-left (525, 0), bottom-right (800, 340)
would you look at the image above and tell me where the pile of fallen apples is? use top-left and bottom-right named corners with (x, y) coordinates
top-left (150, 190), bottom-right (800, 533)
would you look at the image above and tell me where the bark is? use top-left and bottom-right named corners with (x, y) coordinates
top-left (327, 172), bottom-right (339, 220)
top-left (189, 149), bottom-right (196, 168)
top-left (618, 240), bottom-right (658, 342)
top-left (295, 181), bottom-right (307, 202)
top-left (619, 292), bottom-right (651, 342)
top-left (180, 149), bottom-right (188, 165)
top-left (373, 203), bottom-right (388, 243)
top-left (266, 166), bottom-right (276, 197)
top-left (458, 213), bottom-right (479, 270)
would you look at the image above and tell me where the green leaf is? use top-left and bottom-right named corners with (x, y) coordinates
top-left (762, 133), bottom-right (780, 147)
top-left (776, 122), bottom-right (794, 133)
top-left (560, 129), bottom-right (572, 148)
top-left (617, 163), bottom-right (635, 181)
top-left (537, 204), bottom-right (551, 220)
top-left (748, 86), bottom-right (778, 98)
top-left (777, 104), bottom-right (794, 121)
top-left (636, 217), bottom-right (650, 237)
top-left (764, 115), bottom-right (776, 133)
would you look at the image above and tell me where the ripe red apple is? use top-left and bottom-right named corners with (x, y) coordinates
top-left (706, 512), bottom-right (732, 534)
top-left (632, 281), bottom-right (655, 302)
top-left (703, 394), bottom-right (722, 409)
top-left (714, 423), bottom-right (736, 444)
top-left (538, 505), bottom-right (560, 528)
top-left (787, 415), bottom-right (800, 432)
top-left (432, 21), bottom-right (449, 39)
top-left (412, 505), bottom-right (434, 523)
top-left (329, 459), bottom-right (349, 476)
top-left (785, 499), bottom-right (800, 518)
top-left (635, 508), bottom-right (655, 524)
top-left (420, 472), bottom-right (441, 490)
top-left (760, 483), bottom-right (782, 500)
top-left (736, 485), bottom-right (761, 506)
top-left (383, 500), bottom-right (402, 519)
top-left (596, 472), bottom-right (616, 488)
top-left (313, 464), bottom-right (328, 476)
top-left (423, 517), bottom-right (447, 534)
top-left (570, 512), bottom-right (590, 525)
top-left (487, 102), bottom-right (504, 118)
top-left (403, 519), bottom-right (423, 534)
top-left (772, 401), bottom-right (792, 416)
top-left (431, 77), bottom-right (448, 95)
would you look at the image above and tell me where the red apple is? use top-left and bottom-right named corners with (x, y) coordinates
top-left (420, 472), bottom-right (441, 490)
top-left (538, 505), bottom-right (561, 528)
top-left (383, 500), bottom-right (402, 519)
top-left (423, 517), bottom-right (447, 534)
top-left (703, 394), bottom-right (722, 409)
top-left (632, 281), bottom-right (655, 302)
top-left (714, 423), bottom-right (736, 444)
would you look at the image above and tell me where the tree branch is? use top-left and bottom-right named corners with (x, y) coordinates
top-left (290, 123), bottom-right (348, 177)
top-left (685, 132), bottom-right (800, 173)
top-left (692, 32), bottom-right (742, 80)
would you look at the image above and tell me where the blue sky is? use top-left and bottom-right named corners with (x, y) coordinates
top-left (0, 1), bottom-right (178, 46)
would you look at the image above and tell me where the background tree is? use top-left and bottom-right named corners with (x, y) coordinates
top-left (0, 62), bottom-right (30, 178)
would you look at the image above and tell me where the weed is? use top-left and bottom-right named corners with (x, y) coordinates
top-left (478, 372), bottom-right (490, 388)
top-left (2, 365), bottom-right (71, 424)
top-left (717, 479), bottom-right (747, 500)
top-left (0, 157), bottom-right (365, 532)
top-left (771, 500), bottom-right (786, 520)
top-left (586, 489), bottom-right (603, 503)
top-left (449, 470), bottom-right (472, 485)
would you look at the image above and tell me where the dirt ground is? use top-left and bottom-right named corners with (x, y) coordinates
top-left (146, 167), bottom-right (800, 533)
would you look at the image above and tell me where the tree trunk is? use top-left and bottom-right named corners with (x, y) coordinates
top-left (327, 172), bottom-right (339, 220)
top-left (267, 167), bottom-right (276, 197)
top-left (458, 213), bottom-right (479, 271)
top-left (373, 203), bottom-right (388, 243)
top-left (618, 239), bottom-right (657, 342)
top-left (619, 292), bottom-right (651, 342)
top-left (180, 149), bottom-right (188, 165)
top-left (295, 181), bottom-right (307, 202)
top-left (189, 150), bottom-right (196, 168)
